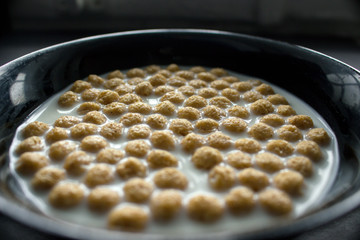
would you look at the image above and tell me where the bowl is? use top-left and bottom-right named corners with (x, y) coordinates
top-left (1, 29), bottom-right (360, 240)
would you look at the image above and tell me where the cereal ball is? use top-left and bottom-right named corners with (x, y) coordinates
top-left (160, 91), bottom-right (185, 104)
top-left (178, 85), bottom-right (196, 96)
top-left (153, 167), bottom-right (188, 190)
top-left (181, 133), bottom-right (206, 152)
top-left (128, 77), bottom-right (144, 86)
top-left (154, 85), bottom-right (175, 96)
top-left (146, 114), bottom-right (167, 129)
top-left (77, 102), bottom-right (101, 115)
top-left (104, 78), bottom-right (124, 90)
top-left (22, 121), bottom-right (49, 138)
top-left (184, 95), bottom-right (207, 108)
top-left (306, 128), bottom-right (331, 145)
top-left (195, 118), bottom-right (219, 133)
top-left (209, 96), bottom-right (232, 108)
top-left (157, 69), bottom-right (172, 78)
top-left (232, 82), bottom-right (252, 92)
top-left (169, 119), bottom-right (193, 136)
top-left (168, 76), bottom-right (187, 87)
top-left (234, 138), bottom-right (261, 153)
top-left (210, 80), bottom-right (230, 90)
top-left (267, 94), bottom-right (289, 105)
top-left (228, 106), bottom-right (249, 119)
top-left (87, 188), bottom-right (120, 211)
top-left (277, 125), bottom-right (303, 142)
top-left (154, 101), bottom-right (176, 116)
top-left (247, 79), bottom-right (263, 86)
top-left (88, 74), bottom-right (105, 87)
top-left (71, 80), bottom-right (92, 93)
top-left (203, 105), bottom-right (226, 120)
top-left (187, 195), bottom-right (223, 222)
top-left (54, 116), bottom-right (81, 128)
top-left (198, 72), bottom-right (217, 82)
top-left (81, 88), bottom-right (100, 101)
top-left (100, 122), bottom-right (123, 140)
top-left (32, 167), bottom-right (65, 189)
top-left (149, 73), bottom-right (167, 87)
top-left (107, 70), bottom-right (125, 79)
top-left (191, 146), bottom-right (222, 170)
top-left (208, 165), bottom-right (236, 190)
top-left (248, 123), bottom-right (274, 140)
top-left (123, 178), bottom-right (153, 203)
top-left (222, 76), bottom-right (239, 83)
top-left (189, 79), bottom-right (207, 89)
top-left (145, 65), bottom-right (161, 74)
top-left (210, 68), bottom-right (227, 77)
top-left (63, 151), bottom-right (92, 175)
top-left (147, 150), bottom-right (178, 169)
top-left (150, 190), bottom-right (182, 221)
top-left (119, 93), bottom-right (142, 105)
top-left (70, 123), bottom-right (97, 139)
top-left (114, 84), bottom-right (133, 96)
top-left (58, 91), bottom-right (79, 107)
top-left (207, 131), bottom-right (232, 150)
top-left (16, 152), bottom-right (49, 174)
top-left (127, 124), bottom-right (151, 140)
top-left (134, 81), bottom-right (153, 96)
top-left (16, 136), bottom-right (43, 154)
top-left (287, 156), bottom-right (313, 177)
top-left (227, 151), bottom-right (252, 169)
top-left (243, 90), bottom-right (263, 103)
top-left (85, 164), bottom-right (114, 187)
top-left (222, 117), bottom-right (247, 133)
top-left (198, 88), bottom-right (218, 98)
top-left (96, 90), bottom-right (120, 105)
top-left (177, 107), bottom-right (201, 121)
top-left (190, 66), bottom-right (206, 73)
top-left (108, 206), bottom-right (148, 231)
top-left (167, 63), bottom-right (180, 72)
top-left (296, 140), bottom-right (322, 161)
top-left (175, 70), bottom-right (195, 80)
top-left (255, 83), bottom-right (275, 95)
top-left (45, 127), bottom-right (68, 143)
top-left (266, 140), bottom-right (294, 157)
top-left (49, 140), bottom-right (76, 161)
top-left (238, 168), bottom-right (269, 191)
top-left (250, 99), bottom-right (274, 115)
top-left (225, 187), bottom-right (255, 214)
top-left (255, 152), bottom-right (284, 172)
top-left (277, 105), bottom-right (296, 116)
top-left (260, 114), bottom-right (285, 127)
top-left (126, 68), bottom-right (146, 78)
top-left (221, 88), bottom-right (240, 102)
top-left (83, 111), bottom-right (106, 125)
top-left (273, 170), bottom-right (304, 195)
top-left (49, 183), bottom-right (84, 208)
top-left (150, 131), bottom-right (175, 150)
top-left (288, 115), bottom-right (314, 130)
top-left (258, 188), bottom-right (292, 215)
top-left (116, 157), bottom-right (147, 179)
top-left (96, 148), bottom-right (124, 164)
top-left (102, 102), bottom-right (126, 117)
top-left (120, 113), bottom-right (143, 127)
top-left (125, 140), bottom-right (150, 157)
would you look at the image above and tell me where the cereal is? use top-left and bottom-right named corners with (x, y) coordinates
top-left (232, 82), bottom-right (252, 92)
top-left (189, 79), bottom-right (207, 89)
top-left (150, 190), bottom-right (182, 221)
top-left (84, 164), bottom-right (114, 187)
top-left (116, 157), bottom-right (147, 179)
top-left (169, 119), bottom-right (193, 136)
top-left (157, 69), bottom-right (172, 78)
top-left (208, 165), bottom-right (236, 190)
top-left (190, 66), bottom-right (206, 73)
top-left (260, 114), bottom-right (284, 127)
top-left (228, 106), bottom-right (249, 119)
top-left (150, 131), bottom-right (175, 150)
top-left (96, 148), bottom-right (124, 164)
top-left (250, 99), bottom-right (274, 115)
top-left (287, 156), bottom-right (313, 177)
top-left (120, 113), bottom-right (143, 127)
top-left (115, 84), bottom-right (133, 96)
top-left (49, 183), bottom-right (84, 208)
top-left (107, 70), bottom-right (125, 79)
top-left (127, 124), bottom-right (151, 140)
top-left (119, 93), bottom-right (142, 105)
top-left (147, 150), bottom-right (178, 169)
top-left (209, 96), bottom-right (231, 108)
top-left (146, 114), bottom-right (168, 129)
top-left (195, 118), bottom-right (219, 133)
top-left (273, 170), bottom-right (304, 195)
top-left (54, 116), bottom-right (81, 128)
top-left (145, 65), bottom-right (161, 74)
top-left (184, 95), bottom-right (207, 108)
top-left (306, 128), bottom-right (330, 145)
top-left (247, 79), bottom-right (263, 86)
top-left (154, 101), bottom-right (176, 116)
top-left (45, 127), bottom-right (68, 143)
top-left (96, 90), bottom-right (120, 105)
top-left (126, 68), bottom-right (146, 78)
top-left (175, 70), bottom-right (195, 80)
top-left (123, 178), bottom-right (153, 203)
top-left (153, 167), bottom-right (188, 190)
top-left (177, 107), bottom-right (201, 121)
top-left (48, 140), bottom-right (76, 161)
top-left (288, 115), bottom-right (314, 130)
top-left (255, 83), bottom-right (275, 95)
top-left (88, 74), bottom-right (105, 87)
top-left (211, 68), bottom-right (227, 77)
top-left (222, 76), bottom-right (239, 83)
top-left (63, 151), bottom-right (92, 175)
top-left (191, 146), bottom-right (222, 170)
top-left (168, 76), bottom-right (187, 87)
top-left (134, 81), bottom-right (153, 96)
top-left (277, 125), bottom-right (303, 142)
top-left (296, 140), bottom-right (322, 161)
top-left (71, 80), bottom-right (92, 93)
top-left (58, 91), bottom-right (78, 107)
top-left (22, 121), bottom-right (49, 138)
top-left (167, 63), bottom-right (180, 72)
top-left (181, 133), bottom-right (206, 152)
top-left (70, 123), bottom-right (98, 139)
top-left (222, 117), bottom-right (247, 133)
top-left (248, 123), bottom-right (274, 140)
top-left (83, 111), bottom-right (107, 125)
top-left (234, 138), bottom-right (261, 154)
top-left (32, 167), bottom-right (65, 189)
top-left (16, 136), bottom-right (44, 154)
top-left (258, 188), bottom-right (292, 215)
top-left (104, 78), bottom-right (124, 89)
top-left (210, 80), bottom-right (230, 90)
top-left (198, 72), bottom-right (217, 82)
top-left (149, 74), bottom-right (167, 87)
top-left (177, 85), bottom-right (196, 96)
top-left (77, 102), bottom-right (101, 115)
top-left (267, 94), bottom-right (289, 105)
top-left (102, 102), bottom-right (127, 117)
top-left (221, 88), bottom-right (240, 102)
top-left (266, 140), bottom-right (294, 157)
top-left (227, 151), bottom-right (252, 169)
top-left (243, 90), bottom-right (263, 103)
top-left (277, 105), bottom-right (296, 116)
top-left (81, 88), bottom-right (100, 101)
top-left (128, 77), bottom-right (144, 85)
top-left (203, 105), bottom-right (225, 120)
top-left (255, 152), bottom-right (284, 172)
top-left (225, 187), bottom-right (255, 214)
top-left (207, 131), bottom-right (232, 150)
top-left (87, 188), bottom-right (120, 211)
top-left (187, 195), bottom-right (223, 222)
top-left (125, 140), bottom-right (151, 158)
top-left (108, 206), bottom-right (148, 231)
top-left (100, 122), bottom-right (122, 140)
top-left (16, 152), bottom-right (49, 175)
top-left (154, 85), bottom-right (175, 96)
top-left (160, 91), bottom-right (185, 104)
top-left (238, 168), bottom-right (269, 191)
top-left (198, 88), bottom-right (218, 98)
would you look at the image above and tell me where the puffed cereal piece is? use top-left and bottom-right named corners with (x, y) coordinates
top-left (45, 127), bottom-right (68, 143)
top-left (126, 68), bottom-right (146, 78)
top-left (181, 133), bottom-right (206, 152)
top-left (267, 94), bottom-right (289, 105)
top-left (187, 195), bottom-right (223, 222)
top-left (221, 88), bottom-right (240, 102)
top-left (54, 116), bottom-right (81, 128)
top-left (150, 190), bottom-right (182, 221)
top-left (107, 70), bottom-right (125, 79)
top-left (149, 73), bottom-right (167, 87)
top-left (260, 114), bottom-right (285, 127)
top-left (198, 87), bottom-right (218, 98)
top-left (190, 66), bottom-right (206, 73)
top-left (167, 63), bottom-right (180, 72)
top-left (195, 118), bottom-right (219, 133)
top-left (178, 85), bottom-right (196, 96)
top-left (16, 152), bottom-right (49, 174)
top-left (232, 82), bottom-right (252, 92)
top-left (227, 151), bottom-right (252, 169)
top-left (222, 76), bottom-right (239, 83)
top-left (104, 78), bottom-right (124, 89)
top-left (116, 157), bottom-right (147, 179)
top-left (154, 85), bottom-right (175, 96)
top-left (208, 165), bottom-right (236, 190)
top-left (87, 187), bottom-right (120, 211)
top-left (119, 93), bottom-right (142, 105)
top-left (184, 95), bottom-right (207, 108)
top-left (255, 83), bottom-right (275, 95)
top-left (81, 88), bottom-right (100, 101)
top-left (49, 182), bottom-right (84, 208)
top-left (177, 107), bottom-right (201, 121)
top-left (108, 206), bottom-right (148, 231)
top-left (70, 123), bottom-right (97, 139)
top-left (266, 139), bottom-right (294, 157)
top-left (125, 140), bottom-right (151, 157)
top-left (102, 102), bottom-right (126, 117)
top-left (150, 131), bottom-right (175, 150)
top-left (71, 80), bottom-right (92, 93)
top-left (250, 99), bottom-right (274, 115)
top-left (96, 90), bottom-right (120, 105)
top-left (16, 136), bottom-right (44, 154)
top-left (306, 128), bottom-right (330, 145)
top-left (153, 167), bottom-right (188, 190)
top-left (288, 115), bottom-right (314, 130)
top-left (273, 170), bottom-right (304, 195)
top-left (243, 90), bottom-right (263, 103)
top-left (120, 113), bottom-right (143, 126)
top-left (248, 123), bottom-right (274, 140)
top-left (287, 156), bottom-right (313, 177)
top-left (83, 111), bottom-right (106, 125)
top-left (58, 91), bottom-right (78, 107)
top-left (63, 151), bottom-right (92, 175)
top-left (210, 79), bottom-right (230, 90)
top-left (247, 79), bottom-right (263, 86)
top-left (203, 105), bottom-right (226, 120)
top-left (134, 81), bottom-right (153, 96)
top-left (207, 131), bottom-right (232, 150)
top-left (22, 121), bottom-right (49, 138)
top-left (258, 188), bottom-right (292, 215)
top-left (100, 122), bottom-right (122, 140)
top-left (169, 119), bottom-right (193, 136)
top-left (191, 146), bottom-right (222, 170)
top-left (77, 102), bottom-right (101, 115)
top-left (128, 77), bottom-right (144, 85)
top-left (210, 68), bottom-right (227, 77)
top-left (228, 106), bottom-right (249, 119)
top-left (277, 105), bottom-right (296, 116)
top-left (114, 84), bottom-right (133, 96)
top-left (32, 167), bottom-right (65, 189)
top-left (157, 69), bottom-right (172, 78)
top-left (238, 168), bottom-right (269, 191)
top-left (146, 114), bottom-right (167, 129)
top-left (145, 64), bottom-right (161, 74)
top-left (123, 178), bottom-right (153, 203)
top-left (48, 140), bottom-right (76, 161)
top-left (222, 117), bottom-right (247, 133)
top-left (225, 187), bottom-right (255, 214)
top-left (127, 124), bottom-right (151, 140)
top-left (147, 150), bottom-right (178, 169)
top-left (255, 152), bottom-right (284, 172)
top-left (168, 76), bottom-right (187, 87)
top-left (296, 140), bottom-right (322, 161)
top-left (160, 91), bottom-right (185, 104)
top-left (96, 148), bottom-right (124, 164)
top-left (209, 96), bottom-right (232, 108)
top-left (198, 72), bottom-right (217, 82)
top-left (189, 79), bottom-right (207, 89)
top-left (154, 101), bottom-right (176, 116)
top-left (234, 138), bottom-right (261, 154)
top-left (128, 102), bottom-right (152, 115)
top-left (175, 70), bottom-right (195, 80)
top-left (85, 164), bottom-right (114, 187)
top-left (88, 74), bottom-right (105, 87)
top-left (277, 125), bottom-right (303, 142)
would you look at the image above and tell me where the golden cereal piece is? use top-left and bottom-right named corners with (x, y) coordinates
top-left (184, 95), bottom-right (207, 108)
top-left (107, 70), bottom-right (125, 79)
top-left (277, 125), bottom-right (303, 142)
top-left (167, 63), bottom-right (180, 72)
top-left (154, 101), bottom-right (176, 116)
top-left (266, 140), bottom-right (294, 157)
top-left (85, 164), bottom-right (114, 187)
top-left (100, 122), bottom-right (123, 140)
top-left (70, 123), bottom-right (97, 139)
top-left (203, 105), bottom-right (225, 120)
top-left (222, 117), bottom-right (247, 133)
top-left (191, 146), bottom-right (222, 170)
top-left (175, 70), bottom-right (195, 80)
top-left (260, 114), bottom-right (285, 127)
top-left (71, 80), bottom-right (92, 93)
top-left (234, 138), bottom-right (261, 154)
top-left (126, 68), bottom-right (146, 78)
top-left (222, 76), bottom-right (239, 83)
top-left (83, 111), bottom-right (106, 125)
top-left (157, 69), bottom-right (172, 78)
top-left (120, 113), bottom-right (143, 127)
top-left (22, 121), bottom-right (49, 138)
top-left (145, 65), bottom-right (161, 74)
top-left (207, 131), bottom-right (232, 150)
top-left (16, 136), bottom-right (43, 154)
top-left (49, 182), bottom-right (84, 208)
top-left (149, 73), bottom-right (167, 87)
top-left (87, 187), bottom-right (120, 211)
top-left (45, 127), bottom-right (68, 143)
top-left (258, 188), bottom-right (292, 215)
top-left (154, 85), bottom-right (175, 96)
top-left (168, 76), bottom-right (187, 87)
top-left (250, 99), bottom-right (274, 115)
top-left (114, 84), bottom-right (133, 96)
top-left (58, 91), bottom-right (78, 107)
top-left (273, 170), bottom-right (304, 195)
top-left (153, 167), bottom-right (188, 190)
top-left (96, 148), bottom-right (124, 164)
top-left (208, 165), bottom-right (236, 190)
top-left (248, 123), bottom-right (274, 140)
top-left (177, 85), bottom-right (196, 96)
top-left (150, 190), bottom-right (182, 221)
top-left (227, 151), bottom-right (252, 169)
top-left (32, 167), bottom-right (65, 189)
top-left (16, 152), bottom-right (49, 175)
top-left (147, 150), bottom-right (178, 169)
top-left (296, 140), bottom-right (322, 161)
top-left (177, 107), bottom-right (201, 121)
top-left (104, 78), bottom-right (124, 90)
top-left (187, 195), bottom-right (223, 223)
top-left (210, 68), bottom-right (228, 77)
top-left (287, 156), bottom-right (313, 177)
top-left (210, 80), bottom-right (230, 90)
top-left (306, 128), bottom-right (331, 145)
top-left (123, 178), bottom-right (153, 203)
top-left (232, 82), bottom-right (252, 92)
top-left (116, 157), bottom-right (147, 179)
top-left (128, 77), bottom-right (144, 86)
top-left (108, 206), bottom-right (148, 231)
top-left (181, 133), bottom-right (206, 152)
top-left (127, 124), bottom-right (151, 140)
top-left (63, 151), bottom-right (92, 175)
top-left (238, 168), bottom-right (269, 191)
top-left (81, 88), bottom-right (100, 101)
top-left (267, 94), bottom-right (289, 105)
top-left (80, 135), bottom-right (108, 152)
top-left (221, 88), bottom-right (240, 102)
top-left (169, 119), bottom-right (193, 136)
top-left (119, 93), bottom-right (142, 105)
top-left (195, 118), bottom-right (219, 133)
top-left (160, 91), bottom-right (185, 104)
top-left (198, 87), bottom-right (218, 98)
top-left (125, 140), bottom-right (151, 158)
top-left (228, 106), bottom-right (249, 119)
top-left (54, 116), bottom-right (81, 128)
top-left (102, 102), bottom-right (126, 117)
top-left (146, 114), bottom-right (168, 129)
top-left (209, 96), bottom-right (232, 108)
top-left (88, 74), bottom-right (105, 87)
top-left (96, 90), bottom-right (120, 105)
top-left (225, 187), bottom-right (255, 214)
top-left (128, 102), bottom-right (152, 115)
top-left (277, 105), bottom-right (296, 116)
top-left (255, 83), bottom-right (275, 95)
top-left (247, 79), bottom-right (263, 86)
top-left (288, 115), bottom-right (314, 130)
top-left (243, 90), bottom-right (263, 103)
top-left (77, 102), bottom-right (101, 115)
top-left (134, 81), bottom-right (153, 96)
top-left (198, 72), bottom-right (217, 82)
top-left (255, 152), bottom-right (284, 172)
top-left (190, 66), bottom-right (206, 73)
top-left (49, 140), bottom-right (76, 161)
top-left (150, 131), bottom-right (175, 150)
top-left (189, 79), bottom-right (207, 89)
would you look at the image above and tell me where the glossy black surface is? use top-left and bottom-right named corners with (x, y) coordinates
top-left (1, 29), bottom-right (360, 240)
